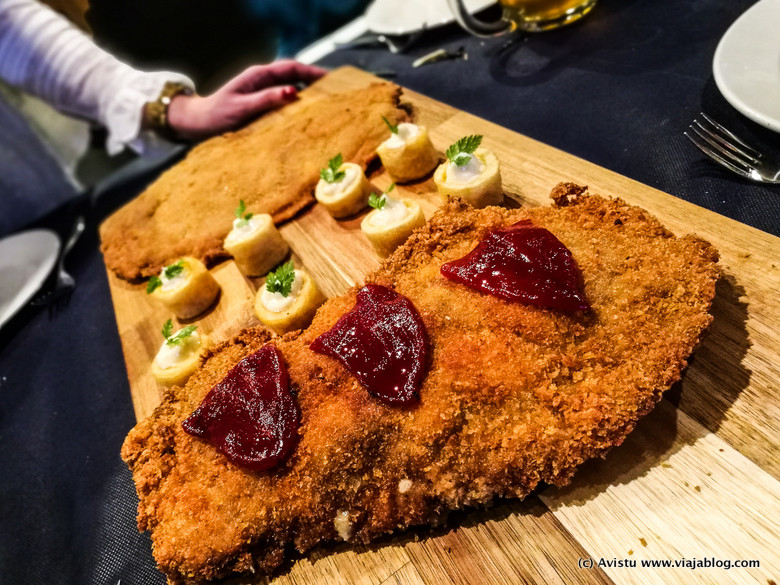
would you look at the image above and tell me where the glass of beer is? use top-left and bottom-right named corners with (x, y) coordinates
top-left (447, 0), bottom-right (597, 36)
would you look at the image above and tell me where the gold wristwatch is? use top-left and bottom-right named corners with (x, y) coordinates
top-left (145, 81), bottom-right (194, 141)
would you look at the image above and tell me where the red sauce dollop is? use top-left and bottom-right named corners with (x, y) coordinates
top-left (182, 344), bottom-right (299, 472)
top-left (441, 220), bottom-right (590, 312)
top-left (310, 284), bottom-right (428, 406)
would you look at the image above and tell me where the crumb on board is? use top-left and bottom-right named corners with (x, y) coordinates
top-left (639, 538), bottom-right (648, 547)
top-left (334, 510), bottom-right (352, 542)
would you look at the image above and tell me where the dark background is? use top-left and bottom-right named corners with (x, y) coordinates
top-left (87, 0), bottom-right (371, 89)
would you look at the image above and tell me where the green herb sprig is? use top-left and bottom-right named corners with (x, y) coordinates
top-left (147, 260), bottom-right (185, 294)
top-left (320, 153), bottom-right (346, 183)
top-left (234, 199), bottom-right (254, 228)
top-left (382, 116), bottom-right (398, 134)
top-left (266, 261), bottom-right (296, 297)
top-left (161, 319), bottom-right (198, 346)
top-left (368, 183), bottom-right (396, 210)
top-left (445, 135), bottom-right (483, 167)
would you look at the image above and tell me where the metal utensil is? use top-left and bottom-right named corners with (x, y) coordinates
top-left (685, 113), bottom-right (780, 184)
top-left (335, 29), bottom-right (425, 54)
top-left (412, 46), bottom-right (468, 67)
top-left (30, 214), bottom-right (85, 310)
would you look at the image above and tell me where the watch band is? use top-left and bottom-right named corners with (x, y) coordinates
top-left (145, 81), bottom-right (194, 141)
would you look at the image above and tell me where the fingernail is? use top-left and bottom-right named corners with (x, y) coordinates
top-left (283, 86), bottom-right (297, 98)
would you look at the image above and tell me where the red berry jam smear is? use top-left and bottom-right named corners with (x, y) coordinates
top-left (182, 344), bottom-right (299, 472)
top-left (310, 284), bottom-right (428, 406)
top-left (441, 220), bottom-right (590, 312)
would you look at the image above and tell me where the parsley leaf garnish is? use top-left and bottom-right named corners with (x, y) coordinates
top-left (235, 199), bottom-right (246, 219)
top-left (266, 261), bottom-right (296, 297)
top-left (368, 183), bottom-right (396, 210)
top-left (162, 319), bottom-right (174, 339)
top-left (165, 324), bottom-right (198, 346)
top-left (320, 153), bottom-right (346, 183)
top-left (382, 115), bottom-right (398, 134)
top-left (234, 199), bottom-right (253, 228)
top-left (368, 193), bottom-right (385, 210)
top-left (445, 135), bottom-right (483, 167)
top-left (146, 276), bottom-right (162, 294)
top-left (164, 261), bottom-right (185, 279)
top-left (147, 260), bottom-right (185, 294)
top-left (161, 318), bottom-right (197, 345)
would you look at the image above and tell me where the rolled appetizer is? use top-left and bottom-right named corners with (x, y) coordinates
top-left (433, 135), bottom-right (503, 208)
top-left (224, 200), bottom-right (289, 277)
top-left (150, 320), bottom-right (209, 386)
top-left (254, 261), bottom-right (326, 335)
top-left (360, 184), bottom-right (425, 257)
top-left (314, 153), bottom-right (371, 218)
top-left (376, 117), bottom-right (439, 183)
top-left (146, 257), bottom-right (220, 320)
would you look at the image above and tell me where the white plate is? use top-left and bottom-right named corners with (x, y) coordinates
top-left (365, 0), bottom-right (495, 35)
top-left (713, 0), bottom-right (780, 133)
top-left (0, 229), bottom-right (59, 329)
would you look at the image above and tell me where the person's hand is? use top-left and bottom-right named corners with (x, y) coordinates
top-left (166, 60), bottom-right (328, 141)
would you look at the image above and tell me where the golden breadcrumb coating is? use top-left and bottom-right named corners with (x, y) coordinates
top-left (100, 82), bottom-right (408, 281)
top-left (122, 184), bottom-right (719, 584)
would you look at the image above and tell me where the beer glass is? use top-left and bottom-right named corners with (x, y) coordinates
top-left (447, 0), bottom-right (597, 35)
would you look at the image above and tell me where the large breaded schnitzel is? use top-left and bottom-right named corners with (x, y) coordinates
top-left (100, 82), bottom-right (407, 281)
top-left (122, 184), bottom-right (719, 583)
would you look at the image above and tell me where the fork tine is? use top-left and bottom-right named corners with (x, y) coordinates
top-left (694, 118), bottom-right (759, 164)
top-left (688, 125), bottom-right (754, 171)
top-left (700, 112), bottom-right (761, 158)
top-left (684, 131), bottom-right (752, 179)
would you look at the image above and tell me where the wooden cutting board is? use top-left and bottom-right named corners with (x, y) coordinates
top-left (105, 66), bottom-right (780, 585)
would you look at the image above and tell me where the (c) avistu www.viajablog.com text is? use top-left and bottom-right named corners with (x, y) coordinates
top-left (578, 556), bottom-right (761, 570)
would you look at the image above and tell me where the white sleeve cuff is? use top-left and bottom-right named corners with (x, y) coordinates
top-left (103, 71), bottom-right (194, 156)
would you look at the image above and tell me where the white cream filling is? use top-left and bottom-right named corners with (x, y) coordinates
top-left (445, 153), bottom-right (484, 184)
top-left (367, 196), bottom-right (409, 228)
top-left (160, 266), bottom-right (189, 292)
top-left (225, 215), bottom-right (266, 246)
top-left (260, 270), bottom-right (303, 313)
top-left (154, 331), bottom-right (201, 370)
top-left (318, 165), bottom-right (359, 197)
top-left (382, 123), bottom-right (420, 149)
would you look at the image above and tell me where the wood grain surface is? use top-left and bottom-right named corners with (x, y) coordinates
top-left (105, 67), bottom-right (780, 585)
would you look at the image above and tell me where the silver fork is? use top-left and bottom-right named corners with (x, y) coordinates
top-left (30, 214), bottom-right (85, 309)
top-left (685, 113), bottom-right (780, 184)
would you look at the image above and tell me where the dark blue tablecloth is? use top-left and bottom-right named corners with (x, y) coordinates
top-left (0, 1), bottom-right (777, 584)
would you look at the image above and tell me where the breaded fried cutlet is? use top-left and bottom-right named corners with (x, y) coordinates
top-left (121, 184), bottom-right (719, 584)
top-left (100, 82), bottom-right (408, 281)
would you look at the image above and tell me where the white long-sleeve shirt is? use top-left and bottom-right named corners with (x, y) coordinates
top-left (0, 0), bottom-right (194, 154)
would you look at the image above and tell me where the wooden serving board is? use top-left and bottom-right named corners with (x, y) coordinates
top-left (106, 67), bottom-right (780, 585)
